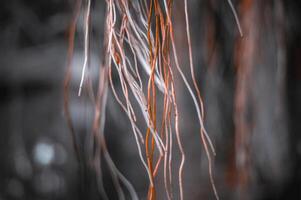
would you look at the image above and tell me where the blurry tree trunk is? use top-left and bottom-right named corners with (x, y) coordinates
top-left (199, 0), bottom-right (290, 199)
top-left (232, 0), bottom-right (289, 199)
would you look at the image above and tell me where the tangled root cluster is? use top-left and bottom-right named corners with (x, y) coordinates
top-left (64, 0), bottom-right (240, 199)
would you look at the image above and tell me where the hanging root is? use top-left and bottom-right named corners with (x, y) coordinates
top-left (227, 0), bottom-right (243, 37)
top-left (65, 0), bottom-right (241, 199)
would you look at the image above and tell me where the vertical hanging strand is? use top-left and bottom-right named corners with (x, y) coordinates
top-left (78, 0), bottom-right (91, 96)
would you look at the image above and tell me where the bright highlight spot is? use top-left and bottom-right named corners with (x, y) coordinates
top-left (34, 142), bottom-right (54, 166)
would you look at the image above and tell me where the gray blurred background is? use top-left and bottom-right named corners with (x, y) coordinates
top-left (0, 0), bottom-right (300, 199)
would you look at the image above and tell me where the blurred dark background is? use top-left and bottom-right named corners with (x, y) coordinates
top-left (0, 0), bottom-right (300, 199)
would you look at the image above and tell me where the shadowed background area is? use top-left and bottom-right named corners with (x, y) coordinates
top-left (0, 0), bottom-right (300, 199)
